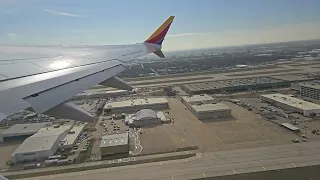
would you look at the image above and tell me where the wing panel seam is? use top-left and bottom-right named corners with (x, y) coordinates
top-left (0, 58), bottom-right (121, 82)
top-left (23, 64), bottom-right (124, 98)
top-left (0, 50), bottom-right (142, 82)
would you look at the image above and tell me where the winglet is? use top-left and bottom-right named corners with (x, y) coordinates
top-left (145, 16), bottom-right (175, 46)
top-left (153, 50), bottom-right (165, 58)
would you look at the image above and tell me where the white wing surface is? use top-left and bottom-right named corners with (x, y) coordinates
top-left (0, 16), bottom-right (175, 122)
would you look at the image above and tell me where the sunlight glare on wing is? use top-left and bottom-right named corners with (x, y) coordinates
top-left (49, 61), bottom-right (70, 69)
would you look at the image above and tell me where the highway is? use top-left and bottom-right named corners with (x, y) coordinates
top-left (18, 141), bottom-right (320, 180)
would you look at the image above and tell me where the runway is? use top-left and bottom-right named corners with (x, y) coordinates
top-left (18, 141), bottom-right (320, 180)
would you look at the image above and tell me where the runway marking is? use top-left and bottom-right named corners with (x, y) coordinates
top-left (225, 140), bottom-right (269, 146)
top-left (202, 173), bottom-right (206, 177)
top-left (262, 166), bottom-right (266, 170)
top-left (185, 159), bottom-right (188, 162)
top-left (291, 163), bottom-right (296, 167)
top-left (237, 119), bottom-right (269, 142)
top-left (232, 169), bottom-right (237, 174)
top-left (199, 120), bottom-right (225, 146)
top-left (51, 175), bottom-right (54, 179)
top-left (80, 171), bottom-right (83, 175)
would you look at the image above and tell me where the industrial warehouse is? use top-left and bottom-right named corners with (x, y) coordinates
top-left (104, 98), bottom-right (169, 114)
top-left (11, 124), bottom-right (71, 163)
top-left (100, 132), bottom-right (129, 156)
top-left (191, 103), bottom-right (232, 120)
top-left (0, 122), bottom-right (51, 142)
top-left (125, 109), bottom-right (168, 127)
top-left (261, 93), bottom-right (320, 116)
top-left (8, 122), bottom-right (86, 164)
top-left (181, 95), bottom-right (231, 120)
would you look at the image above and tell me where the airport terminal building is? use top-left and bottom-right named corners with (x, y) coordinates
top-left (104, 98), bottom-right (169, 114)
top-left (261, 93), bottom-right (320, 116)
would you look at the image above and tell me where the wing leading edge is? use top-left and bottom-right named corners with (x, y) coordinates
top-left (0, 16), bottom-right (175, 122)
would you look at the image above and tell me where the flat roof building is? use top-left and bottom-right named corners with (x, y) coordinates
top-left (0, 122), bottom-right (51, 142)
top-left (104, 98), bottom-right (168, 114)
top-left (60, 123), bottom-right (86, 149)
top-left (11, 124), bottom-right (72, 164)
top-left (181, 94), bottom-right (231, 120)
top-left (100, 132), bottom-right (129, 156)
top-left (261, 93), bottom-right (320, 116)
top-left (181, 94), bottom-right (216, 110)
top-left (190, 103), bottom-right (231, 120)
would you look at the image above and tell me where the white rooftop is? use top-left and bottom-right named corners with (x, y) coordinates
top-left (35, 125), bottom-right (72, 137)
top-left (78, 89), bottom-right (129, 96)
top-left (182, 94), bottom-right (214, 103)
top-left (61, 124), bottom-right (85, 146)
top-left (104, 98), bottom-right (168, 109)
top-left (1, 122), bottom-right (51, 137)
top-left (134, 109), bottom-right (157, 121)
top-left (192, 103), bottom-right (231, 113)
top-left (281, 123), bottom-right (299, 131)
top-left (12, 125), bottom-right (71, 154)
top-left (156, 111), bottom-right (168, 121)
top-left (261, 93), bottom-right (320, 110)
top-left (100, 132), bottom-right (128, 147)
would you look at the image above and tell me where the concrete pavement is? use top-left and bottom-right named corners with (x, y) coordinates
top-left (17, 141), bottom-right (320, 180)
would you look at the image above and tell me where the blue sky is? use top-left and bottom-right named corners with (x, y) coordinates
top-left (1, 0), bottom-right (320, 51)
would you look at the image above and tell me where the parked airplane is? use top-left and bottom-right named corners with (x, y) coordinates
top-left (0, 16), bottom-right (175, 122)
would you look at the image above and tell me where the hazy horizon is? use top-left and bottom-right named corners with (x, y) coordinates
top-left (1, 0), bottom-right (320, 51)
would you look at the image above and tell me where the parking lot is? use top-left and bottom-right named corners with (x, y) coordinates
top-left (91, 115), bottom-right (128, 157)
top-left (240, 98), bottom-right (320, 141)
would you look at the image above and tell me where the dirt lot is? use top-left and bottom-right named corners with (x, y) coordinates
top-left (139, 98), bottom-right (300, 155)
top-left (0, 141), bottom-right (21, 170)
top-left (221, 101), bottom-right (300, 148)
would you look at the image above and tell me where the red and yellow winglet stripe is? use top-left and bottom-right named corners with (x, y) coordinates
top-left (145, 16), bottom-right (175, 45)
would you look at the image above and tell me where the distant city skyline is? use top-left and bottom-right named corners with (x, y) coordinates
top-left (1, 0), bottom-right (320, 51)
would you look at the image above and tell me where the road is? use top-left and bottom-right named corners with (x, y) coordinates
top-left (18, 141), bottom-right (320, 180)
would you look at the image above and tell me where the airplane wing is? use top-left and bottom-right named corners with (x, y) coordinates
top-left (0, 16), bottom-right (175, 122)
